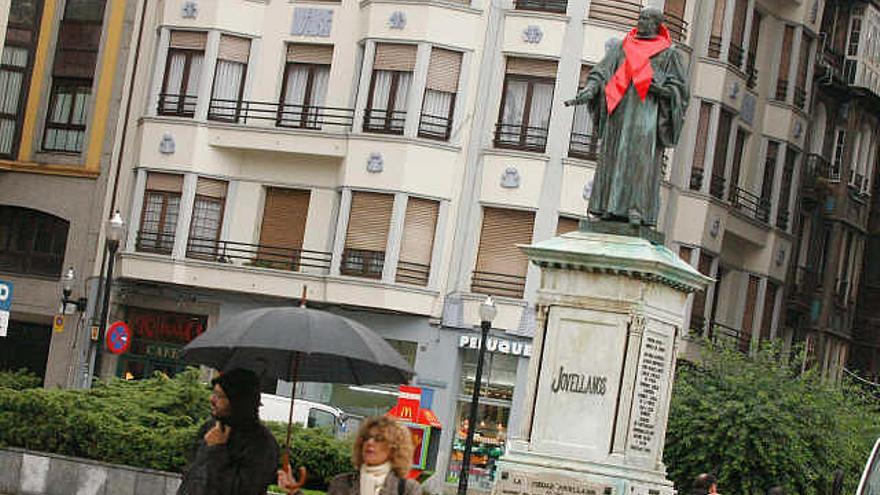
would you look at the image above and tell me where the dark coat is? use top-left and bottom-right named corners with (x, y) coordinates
top-left (326, 471), bottom-right (422, 495)
top-left (177, 418), bottom-right (280, 495)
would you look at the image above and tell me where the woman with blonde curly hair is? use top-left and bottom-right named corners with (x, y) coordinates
top-left (279, 416), bottom-right (422, 495)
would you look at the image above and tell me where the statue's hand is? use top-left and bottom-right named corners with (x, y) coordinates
top-left (648, 83), bottom-right (671, 98)
top-left (564, 98), bottom-right (577, 107)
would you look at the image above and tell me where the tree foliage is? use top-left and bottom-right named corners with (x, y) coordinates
top-left (664, 344), bottom-right (880, 495)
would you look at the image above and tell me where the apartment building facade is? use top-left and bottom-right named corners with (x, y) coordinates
top-left (0, 0), bottom-right (140, 388)
top-left (77, 0), bottom-right (833, 490)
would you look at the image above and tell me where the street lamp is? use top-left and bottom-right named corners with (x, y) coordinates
top-left (92, 211), bottom-right (125, 382)
top-left (61, 266), bottom-right (87, 313)
top-left (457, 295), bottom-right (497, 495)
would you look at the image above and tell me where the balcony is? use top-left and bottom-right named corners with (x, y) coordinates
top-left (206, 98), bottom-right (355, 130)
top-left (494, 123), bottom-right (549, 153)
top-left (568, 132), bottom-right (599, 161)
top-left (184, 236), bottom-right (333, 273)
top-left (709, 173), bottom-right (726, 200)
top-left (471, 270), bottom-right (526, 299)
top-left (136, 230), bottom-right (175, 255)
top-left (709, 320), bottom-right (750, 354)
top-left (514, 0), bottom-right (567, 14)
top-left (157, 93), bottom-right (197, 118)
top-left (363, 109), bottom-right (406, 135)
top-left (341, 249), bottom-right (385, 279)
top-left (730, 186), bottom-right (770, 223)
top-left (418, 112), bottom-right (452, 141)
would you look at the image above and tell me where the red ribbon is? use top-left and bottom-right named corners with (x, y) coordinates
top-left (605, 25), bottom-right (672, 115)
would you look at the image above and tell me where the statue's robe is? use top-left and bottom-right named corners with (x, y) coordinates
top-left (578, 38), bottom-right (689, 226)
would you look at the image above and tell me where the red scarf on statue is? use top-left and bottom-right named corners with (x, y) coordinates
top-left (605, 25), bottom-right (672, 115)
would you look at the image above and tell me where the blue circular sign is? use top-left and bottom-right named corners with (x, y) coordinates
top-left (106, 321), bottom-right (132, 355)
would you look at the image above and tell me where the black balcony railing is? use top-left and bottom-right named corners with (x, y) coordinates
top-left (794, 86), bottom-right (807, 109)
top-left (514, 0), bottom-right (567, 13)
top-left (727, 44), bottom-right (745, 68)
top-left (418, 112), bottom-right (452, 141)
top-left (745, 53), bottom-right (758, 89)
top-left (341, 249), bottom-right (385, 279)
top-left (396, 261), bottom-right (431, 286)
top-left (709, 173), bottom-right (726, 200)
top-left (472, 270), bottom-right (526, 299)
top-left (206, 98), bottom-right (355, 129)
top-left (709, 320), bottom-right (750, 354)
top-left (587, 0), bottom-right (641, 27)
top-left (776, 208), bottom-right (790, 231)
top-left (730, 186), bottom-right (770, 223)
top-left (568, 132), bottom-right (599, 160)
top-left (708, 35), bottom-right (723, 58)
top-left (690, 167), bottom-right (704, 191)
top-left (775, 78), bottom-right (789, 102)
top-left (184, 236), bottom-right (333, 272)
top-left (158, 93), bottom-right (197, 117)
top-left (494, 122), bottom-right (549, 152)
top-left (136, 230), bottom-right (175, 255)
top-left (363, 109), bottom-right (406, 135)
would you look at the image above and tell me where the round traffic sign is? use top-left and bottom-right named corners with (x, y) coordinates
top-left (106, 321), bottom-right (132, 355)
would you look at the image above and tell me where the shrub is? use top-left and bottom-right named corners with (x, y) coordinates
top-left (0, 369), bottom-right (42, 390)
top-left (266, 421), bottom-right (353, 488)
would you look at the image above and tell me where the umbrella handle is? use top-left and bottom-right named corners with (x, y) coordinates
top-left (285, 352), bottom-right (302, 453)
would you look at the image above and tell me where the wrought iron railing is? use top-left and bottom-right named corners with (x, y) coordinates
top-left (396, 261), bottom-right (431, 286)
top-left (709, 173), bottom-right (726, 200)
top-left (775, 78), bottom-right (789, 102)
top-left (514, 0), bottom-right (567, 14)
top-left (184, 236), bottom-right (332, 272)
top-left (745, 52), bottom-right (758, 89)
top-left (471, 270), bottom-right (526, 299)
top-left (776, 208), bottom-right (790, 231)
top-left (341, 249), bottom-right (385, 279)
top-left (727, 44), bottom-right (745, 68)
top-left (363, 109), bottom-right (407, 135)
top-left (205, 98), bottom-right (354, 129)
top-left (689, 167), bottom-right (704, 191)
top-left (494, 122), bottom-right (549, 153)
top-left (158, 93), bottom-right (198, 117)
top-left (730, 186), bottom-right (770, 223)
top-left (568, 132), bottom-right (599, 161)
top-left (708, 35), bottom-right (723, 58)
top-left (418, 112), bottom-right (452, 141)
top-left (136, 230), bottom-right (175, 255)
top-left (794, 86), bottom-right (807, 109)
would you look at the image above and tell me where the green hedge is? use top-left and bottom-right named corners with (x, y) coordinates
top-left (0, 369), bottom-right (352, 487)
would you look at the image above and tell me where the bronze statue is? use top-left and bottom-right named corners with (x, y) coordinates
top-left (566, 7), bottom-right (689, 227)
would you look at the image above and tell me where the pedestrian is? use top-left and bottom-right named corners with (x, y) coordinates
top-left (278, 416), bottom-right (421, 495)
top-left (177, 368), bottom-right (280, 495)
top-left (691, 473), bottom-right (719, 495)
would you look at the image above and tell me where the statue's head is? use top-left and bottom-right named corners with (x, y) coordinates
top-left (636, 7), bottom-right (664, 38)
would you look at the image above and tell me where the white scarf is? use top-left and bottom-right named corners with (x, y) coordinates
top-left (360, 462), bottom-right (392, 495)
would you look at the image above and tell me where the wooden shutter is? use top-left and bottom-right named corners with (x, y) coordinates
top-left (664, 0), bottom-right (686, 19)
top-left (170, 30), bottom-right (207, 50)
top-left (690, 252), bottom-right (713, 325)
top-left (713, 109), bottom-right (734, 179)
top-left (475, 207), bottom-right (535, 277)
top-left (711, 0), bottom-right (726, 38)
top-left (287, 43), bottom-right (334, 64)
top-left (730, 0), bottom-right (748, 47)
top-left (760, 282), bottom-right (778, 341)
top-left (426, 48), bottom-right (462, 93)
top-left (374, 44), bottom-right (417, 71)
top-left (578, 65), bottom-right (593, 89)
top-left (507, 57), bottom-right (557, 79)
top-left (778, 26), bottom-right (795, 82)
top-left (196, 178), bottom-right (227, 198)
top-left (146, 172), bottom-right (183, 192)
top-left (345, 192), bottom-right (394, 251)
top-left (692, 102), bottom-right (712, 173)
top-left (556, 216), bottom-right (580, 235)
top-left (796, 35), bottom-right (812, 89)
top-left (259, 188), bottom-right (311, 249)
top-left (741, 274), bottom-right (760, 347)
top-left (399, 198), bottom-right (439, 265)
top-left (218, 35), bottom-right (250, 63)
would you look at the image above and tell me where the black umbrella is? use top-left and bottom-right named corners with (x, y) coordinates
top-left (181, 303), bottom-right (414, 472)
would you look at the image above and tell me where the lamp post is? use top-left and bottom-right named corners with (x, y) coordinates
top-left (92, 211), bottom-right (125, 382)
top-left (457, 295), bottom-right (497, 495)
top-left (61, 267), bottom-right (87, 313)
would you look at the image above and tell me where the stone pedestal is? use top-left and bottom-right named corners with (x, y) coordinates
top-left (493, 231), bottom-right (710, 495)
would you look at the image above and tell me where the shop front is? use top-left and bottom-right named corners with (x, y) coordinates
top-left (116, 307), bottom-right (207, 379)
top-left (446, 333), bottom-right (532, 490)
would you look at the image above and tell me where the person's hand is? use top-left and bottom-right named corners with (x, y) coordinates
top-left (277, 463), bottom-right (308, 494)
top-left (204, 422), bottom-right (232, 446)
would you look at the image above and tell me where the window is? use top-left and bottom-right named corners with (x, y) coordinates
top-left (514, 0), bottom-right (566, 14)
top-left (759, 282), bottom-right (779, 342)
top-left (307, 408), bottom-right (337, 430)
top-left (342, 191), bottom-right (393, 279)
top-left (728, 0), bottom-right (748, 67)
top-left (708, 0), bottom-right (725, 58)
top-left (775, 26), bottom-right (795, 101)
top-left (727, 128), bottom-right (748, 199)
top-left (848, 16), bottom-right (862, 57)
top-left (280, 44), bottom-right (332, 129)
top-left (690, 102), bottom-right (712, 190)
top-left (740, 275), bottom-right (760, 353)
top-left (0, 7), bottom-right (36, 159)
top-left (472, 207), bottom-right (534, 298)
top-left (137, 172), bottom-right (183, 254)
top-left (587, 0), bottom-right (640, 28)
top-left (569, 65), bottom-right (598, 160)
top-left (396, 198), bottom-right (439, 286)
top-left (208, 35), bottom-right (250, 122)
top-left (0, 205), bottom-right (69, 278)
top-left (745, 11), bottom-right (762, 88)
top-left (831, 128), bottom-right (846, 180)
top-left (159, 31), bottom-right (206, 117)
top-left (758, 141), bottom-right (779, 223)
top-left (794, 34), bottom-right (812, 109)
top-left (419, 48), bottom-right (462, 141)
top-left (710, 109), bottom-right (733, 200)
top-left (689, 252), bottom-right (713, 335)
top-left (187, 178), bottom-right (227, 259)
top-left (556, 216), bottom-right (580, 235)
top-left (257, 187), bottom-right (311, 270)
top-left (495, 57), bottom-right (556, 152)
top-left (664, 0), bottom-right (687, 43)
top-left (42, 0), bottom-right (105, 153)
top-left (776, 148), bottom-right (796, 230)
top-left (364, 44), bottom-right (415, 135)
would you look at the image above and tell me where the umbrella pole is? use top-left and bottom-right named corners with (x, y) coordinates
top-left (283, 351), bottom-right (301, 466)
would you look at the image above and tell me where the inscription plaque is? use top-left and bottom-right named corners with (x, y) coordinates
top-left (627, 328), bottom-right (673, 458)
top-left (495, 469), bottom-right (615, 495)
